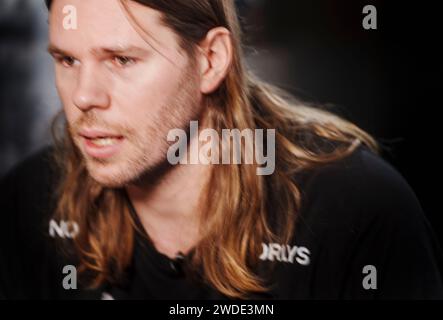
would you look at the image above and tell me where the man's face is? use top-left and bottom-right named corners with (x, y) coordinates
top-left (49, 0), bottom-right (203, 187)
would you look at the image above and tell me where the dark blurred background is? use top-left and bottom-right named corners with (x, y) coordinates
top-left (1, 1), bottom-right (442, 245)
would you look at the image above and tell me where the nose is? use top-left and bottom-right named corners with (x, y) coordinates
top-left (72, 64), bottom-right (110, 111)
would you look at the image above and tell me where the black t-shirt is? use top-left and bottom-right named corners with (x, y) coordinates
top-left (0, 146), bottom-right (442, 299)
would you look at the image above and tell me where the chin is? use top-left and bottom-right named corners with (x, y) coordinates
top-left (85, 157), bottom-right (165, 188)
top-left (91, 176), bottom-right (127, 188)
top-left (85, 162), bottom-right (135, 188)
top-left (81, 142), bottom-right (169, 187)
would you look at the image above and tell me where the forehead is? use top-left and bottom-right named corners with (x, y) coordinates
top-left (48, 0), bottom-right (180, 56)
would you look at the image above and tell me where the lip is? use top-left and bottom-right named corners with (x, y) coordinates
top-left (79, 128), bottom-right (125, 159)
top-left (79, 128), bottom-right (123, 139)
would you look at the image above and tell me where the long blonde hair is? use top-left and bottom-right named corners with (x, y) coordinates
top-left (50, 0), bottom-right (378, 299)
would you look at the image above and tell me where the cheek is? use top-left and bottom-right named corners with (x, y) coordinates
top-left (55, 66), bottom-right (76, 98)
top-left (57, 93), bottom-right (79, 126)
top-left (63, 106), bottom-right (80, 126)
top-left (113, 58), bottom-right (189, 115)
top-left (55, 69), bottom-right (78, 119)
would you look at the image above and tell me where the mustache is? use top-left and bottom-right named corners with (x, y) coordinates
top-left (69, 113), bottom-right (133, 137)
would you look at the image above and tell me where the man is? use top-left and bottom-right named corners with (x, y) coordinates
top-left (0, 0), bottom-right (442, 299)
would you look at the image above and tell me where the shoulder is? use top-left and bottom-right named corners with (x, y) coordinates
top-left (292, 145), bottom-right (440, 265)
top-left (1, 145), bottom-right (57, 184)
top-left (0, 145), bottom-right (59, 237)
top-left (0, 145), bottom-right (58, 198)
top-left (292, 146), bottom-right (443, 298)
top-left (296, 146), bottom-right (424, 227)
top-left (0, 146), bottom-right (64, 298)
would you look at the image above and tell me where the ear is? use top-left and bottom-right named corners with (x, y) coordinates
top-left (197, 27), bottom-right (233, 94)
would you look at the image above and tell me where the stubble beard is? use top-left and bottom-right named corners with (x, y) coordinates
top-left (68, 63), bottom-right (203, 188)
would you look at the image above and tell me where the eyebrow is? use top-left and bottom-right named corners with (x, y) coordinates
top-left (96, 45), bottom-right (150, 56)
top-left (47, 44), bottom-right (70, 56)
top-left (47, 44), bottom-right (149, 57)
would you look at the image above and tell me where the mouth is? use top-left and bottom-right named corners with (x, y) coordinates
top-left (79, 129), bottom-right (125, 159)
top-left (85, 136), bottom-right (123, 147)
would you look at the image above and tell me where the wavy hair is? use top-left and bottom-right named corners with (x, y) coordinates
top-left (48, 0), bottom-right (378, 298)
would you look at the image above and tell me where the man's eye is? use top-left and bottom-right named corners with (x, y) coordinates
top-left (59, 56), bottom-right (76, 67)
top-left (113, 56), bottom-right (136, 67)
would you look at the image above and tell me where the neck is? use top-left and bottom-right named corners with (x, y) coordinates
top-left (126, 160), bottom-right (210, 222)
top-left (125, 119), bottom-right (212, 258)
